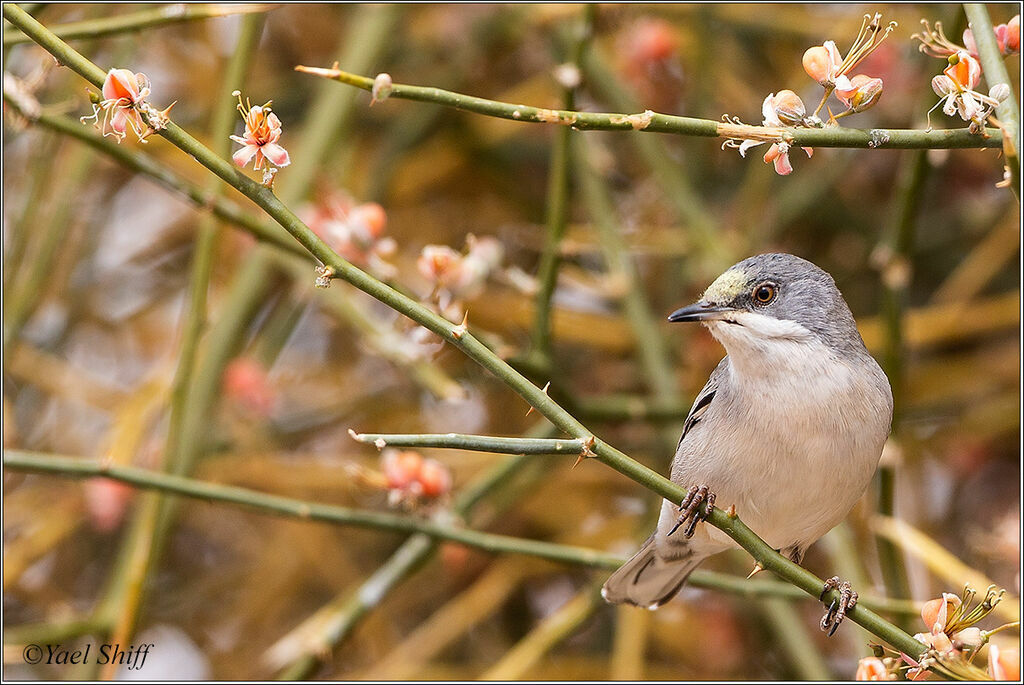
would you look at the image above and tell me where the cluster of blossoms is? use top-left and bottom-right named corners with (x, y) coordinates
top-left (299, 189), bottom-right (395, 278)
top-left (855, 585), bottom-right (1018, 681)
top-left (417, 234), bottom-right (504, 321)
top-left (913, 16), bottom-right (1018, 132)
top-left (379, 449), bottom-right (452, 506)
top-left (728, 13), bottom-right (895, 175)
top-left (81, 68), bottom-right (173, 142)
top-left (229, 91), bottom-right (290, 185)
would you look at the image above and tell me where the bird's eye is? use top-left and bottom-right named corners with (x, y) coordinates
top-left (752, 283), bottom-right (777, 305)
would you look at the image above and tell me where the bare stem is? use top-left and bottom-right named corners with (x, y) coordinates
top-left (2, 4), bottom-right (273, 46)
top-left (294, 64), bottom-right (1002, 150)
top-left (2, 449), bottom-right (920, 617)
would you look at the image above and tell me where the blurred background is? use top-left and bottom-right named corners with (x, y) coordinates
top-left (3, 3), bottom-right (1019, 680)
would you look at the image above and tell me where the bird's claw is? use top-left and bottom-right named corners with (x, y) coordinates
top-left (667, 484), bottom-right (716, 538)
top-left (819, 576), bottom-right (858, 636)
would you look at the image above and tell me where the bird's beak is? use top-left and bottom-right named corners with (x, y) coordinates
top-left (667, 301), bottom-right (737, 323)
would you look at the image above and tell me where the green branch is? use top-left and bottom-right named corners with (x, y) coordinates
top-left (963, 3), bottom-right (1020, 198)
top-left (294, 64), bottom-right (1002, 150)
top-left (2, 450), bottom-right (919, 617)
top-left (3, 4), bottom-right (272, 46)
top-left (2, 4), bottom-right (926, 657)
top-left (349, 431), bottom-right (591, 455)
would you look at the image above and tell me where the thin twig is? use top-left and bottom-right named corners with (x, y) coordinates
top-left (2, 4), bottom-right (273, 46)
top-left (349, 431), bottom-right (591, 455)
top-left (294, 65), bottom-right (1003, 150)
top-left (2, 449), bottom-right (920, 617)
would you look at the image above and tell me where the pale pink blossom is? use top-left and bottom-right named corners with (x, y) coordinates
top-left (855, 656), bottom-right (892, 681)
top-left (989, 644), bottom-right (1020, 681)
top-left (230, 92), bottom-right (290, 172)
top-left (803, 41), bottom-right (844, 86)
top-left (836, 74), bottom-right (884, 113)
top-left (81, 68), bottom-right (153, 142)
top-left (964, 14), bottom-right (1020, 57)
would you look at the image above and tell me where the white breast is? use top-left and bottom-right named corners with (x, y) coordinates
top-left (663, 318), bottom-right (892, 555)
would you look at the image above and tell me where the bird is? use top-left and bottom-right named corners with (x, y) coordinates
top-left (601, 253), bottom-right (893, 633)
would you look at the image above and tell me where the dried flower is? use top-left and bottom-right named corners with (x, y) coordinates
top-left (81, 68), bottom-right (153, 142)
top-left (230, 91), bottom-right (290, 173)
top-left (855, 656), bottom-right (894, 681)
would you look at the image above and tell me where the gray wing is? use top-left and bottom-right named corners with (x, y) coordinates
top-left (676, 357), bottom-right (729, 450)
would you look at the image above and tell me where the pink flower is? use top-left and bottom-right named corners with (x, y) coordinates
top-left (929, 51), bottom-right (1002, 125)
top-left (301, 191), bottom-right (393, 270)
top-left (230, 91), bottom-right (290, 172)
top-left (836, 74), bottom-right (884, 113)
top-left (964, 14), bottom-right (1020, 56)
top-left (223, 357), bottom-right (275, 417)
top-left (380, 449), bottom-right (452, 504)
top-left (855, 656), bottom-right (892, 681)
top-left (803, 41), bottom-right (843, 86)
top-left (81, 68), bottom-right (152, 141)
top-left (989, 644), bottom-right (1020, 681)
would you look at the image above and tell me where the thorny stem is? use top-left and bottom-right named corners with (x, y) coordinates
top-left (293, 64), bottom-right (1003, 150)
top-left (1, 449), bottom-right (921, 617)
top-left (3, 4), bottom-right (927, 657)
top-left (2, 3), bottom-right (272, 46)
top-left (962, 3), bottom-right (1021, 199)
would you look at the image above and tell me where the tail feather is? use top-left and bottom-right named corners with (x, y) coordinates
top-left (602, 536), bottom-right (701, 609)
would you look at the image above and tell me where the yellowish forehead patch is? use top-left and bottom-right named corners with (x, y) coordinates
top-left (702, 268), bottom-right (748, 303)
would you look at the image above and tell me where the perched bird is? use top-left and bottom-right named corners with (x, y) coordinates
top-left (602, 253), bottom-right (892, 633)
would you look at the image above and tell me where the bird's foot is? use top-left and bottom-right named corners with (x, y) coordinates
top-left (819, 576), bottom-right (858, 636)
top-left (667, 484), bottom-right (716, 538)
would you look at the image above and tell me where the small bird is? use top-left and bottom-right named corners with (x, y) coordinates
top-left (602, 253), bottom-right (892, 633)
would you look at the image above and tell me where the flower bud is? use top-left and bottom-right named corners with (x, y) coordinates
top-left (802, 42), bottom-right (841, 85)
top-left (855, 656), bottom-right (890, 681)
top-left (989, 83), bottom-right (1011, 103)
top-left (371, 72), bottom-right (393, 104)
top-left (382, 450), bottom-right (423, 490)
top-left (1005, 15), bottom-right (1020, 54)
top-left (770, 89), bottom-right (807, 125)
top-left (921, 594), bottom-right (961, 633)
top-left (932, 74), bottom-right (955, 97)
top-left (989, 644), bottom-right (1020, 681)
top-left (417, 458), bottom-right (452, 497)
top-left (952, 627), bottom-right (984, 652)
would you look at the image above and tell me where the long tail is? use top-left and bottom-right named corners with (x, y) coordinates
top-left (601, 535), bottom-right (702, 609)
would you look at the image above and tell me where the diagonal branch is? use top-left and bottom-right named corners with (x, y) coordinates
top-left (2, 3), bottom-right (926, 657)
